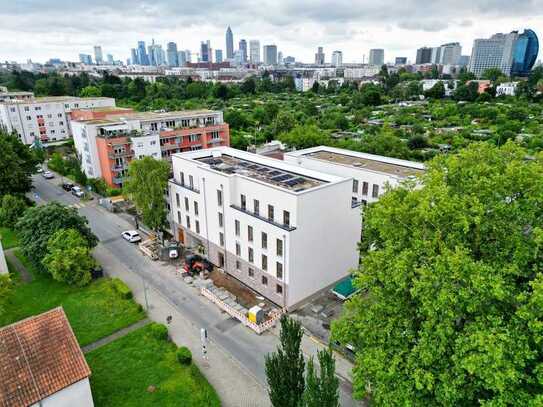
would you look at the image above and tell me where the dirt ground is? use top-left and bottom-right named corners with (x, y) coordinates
top-left (209, 270), bottom-right (259, 309)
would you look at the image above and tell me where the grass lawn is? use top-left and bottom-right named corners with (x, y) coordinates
top-left (86, 324), bottom-right (220, 407)
top-left (0, 250), bottom-right (146, 346)
top-left (0, 227), bottom-right (19, 250)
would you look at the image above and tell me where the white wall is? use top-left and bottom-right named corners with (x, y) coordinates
top-left (71, 121), bottom-right (102, 178)
top-left (0, 240), bottom-right (8, 275)
top-left (132, 134), bottom-right (161, 159)
top-left (32, 378), bottom-right (94, 407)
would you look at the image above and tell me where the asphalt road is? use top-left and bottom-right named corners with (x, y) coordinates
top-left (31, 174), bottom-right (357, 406)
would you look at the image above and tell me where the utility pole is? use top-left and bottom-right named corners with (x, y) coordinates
top-left (201, 328), bottom-right (208, 365)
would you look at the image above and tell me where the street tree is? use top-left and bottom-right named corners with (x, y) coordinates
top-left (333, 142), bottom-right (543, 406)
top-left (123, 156), bottom-right (171, 233)
top-left (42, 228), bottom-right (95, 286)
top-left (265, 315), bottom-right (305, 407)
top-left (303, 348), bottom-right (340, 407)
top-left (0, 194), bottom-right (27, 228)
top-left (0, 131), bottom-right (39, 197)
top-left (16, 202), bottom-right (97, 271)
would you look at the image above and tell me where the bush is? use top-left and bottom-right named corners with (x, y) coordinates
top-left (0, 194), bottom-right (27, 228)
top-left (112, 278), bottom-right (133, 299)
top-left (150, 323), bottom-right (168, 341)
top-left (176, 346), bottom-right (192, 365)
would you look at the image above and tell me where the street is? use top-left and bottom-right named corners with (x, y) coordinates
top-left (31, 174), bottom-right (359, 407)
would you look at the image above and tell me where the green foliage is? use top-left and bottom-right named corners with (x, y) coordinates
top-left (16, 202), bottom-right (97, 271)
top-left (333, 142), bottom-right (543, 405)
top-left (42, 229), bottom-right (95, 286)
top-left (424, 81), bottom-right (445, 99)
top-left (359, 83), bottom-right (382, 106)
top-left (303, 348), bottom-right (340, 407)
top-left (0, 227), bottom-right (20, 249)
top-left (0, 194), bottom-right (27, 228)
top-left (123, 157), bottom-right (170, 232)
top-left (112, 278), bottom-right (133, 299)
top-left (482, 68), bottom-right (505, 82)
top-left (278, 124), bottom-right (330, 149)
top-left (150, 323), bottom-right (169, 341)
top-left (176, 346), bottom-right (192, 365)
top-left (47, 152), bottom-right (66, 174)
top-left (0, 274), bottom-right (13, 315)
top-left (0, 131), bottom-right (39, 197)
top-left (79, 85), bottom-right (102, 97)
top-left (265, 315), bottom-right (305, 407)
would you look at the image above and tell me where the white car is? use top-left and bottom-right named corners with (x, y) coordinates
top-left (36, 166), bottom-right (44, 173)
top-left (122, 230), bottom-right (141, 243)
top-left (71, 186), bottom-right (84, 198)
top-left (42, 171), bottom-right (54, 179)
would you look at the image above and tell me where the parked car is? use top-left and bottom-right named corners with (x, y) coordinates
top-left (36, 166), bottom-right (44, 173)
top-left (42, 171), bottom-right (54, 179)
top-left (62, 182), bottom-right (75, 192)
top-left (71, 186), bottom-right (84, 198)
top-left (121, 230), bottom-right (141, 243)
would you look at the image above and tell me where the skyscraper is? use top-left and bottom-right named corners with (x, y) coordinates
top-left (249, 40), bottom-right (260, 64)
top-left (239, 39), bottom-right (247, 63)
top-left (369, 49), bottom-right (384, 66)
top-left (263, 45), bottom-right (278, 65)
top-left (178, 51), bottom-right (187, 66)
top-left (511, 29), bottom-right (539, 76)
top-left (166, 42), bottom-right (179, 67)
top-left (226, 26), bottom-right (234, 59)
top-left (107, 54), bottom-right (114, 65)
top-left (469, 31), bottom-right (518, 77)
top-left (200, 40), bottom-right (211, 62)
top-left (430, 47), bottom-right (441, 64)
top-left (79, 54), bottom-right (92, 65)
top-left (395, 57), bottom-right (407, 65)
top-left (215, 49), bottom-right (223, 63)
top-left (94, 46), bottom-right (103, 65)
top-left (439, 42), bottom-right (462, 65)
top-left (137, 41), bottom-right (149, 65)
top-left (185, 50), bottom-right (192, 63)
top-left (130, 48), bottom-right (138, 65)
top-left (315, 47), bottom-right (325, 65)
top-left (331, 50), bottom-right (342, 67)
top-left (416, 47), bottom-right (432, 64)
top-left (277, 51), bottom-right (283, 65)
top-left (148, 40), bottom-right (165, 66)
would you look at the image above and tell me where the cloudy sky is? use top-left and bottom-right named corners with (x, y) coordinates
top-left (2, 0), bottom-right (543, 64)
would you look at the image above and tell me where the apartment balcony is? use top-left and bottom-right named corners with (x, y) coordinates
top-left (108, 150), bottom-right (133, 160)
top-left (207, 138), bottom-right (224, 145)
top-left (230, 205), bottom-right (296, 232)
top-left (112, 177), bottom-right (124, 185)
top-left (111, 163), bottom-right (128, 172)
top-left (169, 178), bottom-right (200, 194)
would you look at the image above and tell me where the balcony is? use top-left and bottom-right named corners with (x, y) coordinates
top-left (112, 177), bottom-right (124, 185)
top-left (108, 150), bottom-right (133, 160)
top-left (169, 178), bottom-right (200, 194)
top-left (230, 205), bottom-right (296, 232)
top-left (111, 163), bottom-right (128, 172)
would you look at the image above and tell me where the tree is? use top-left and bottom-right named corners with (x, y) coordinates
top-left (79, 86), bottom-right (102, 97)
top-left (278, 124), bottom-right (331, 150)
top-left (240, 77), bottom-right (257, 94)
top-left (482, 67), bottom-right (505, 83)
top-left (333, 142), bottom-right (543, 405)
top-left (407, 134), bottom-right (429, 150)
top-left (0, 131), bottom-right (39, 197)
top-left (303, 348), bottom-right (340, 407)
top-left (123, 157), bottom-right (170, 232)
top-left (0, 274), bottom-right (13, 315)
top-left (42, 228), bottom-right (95, 286)
top-left (359, 84), bottom-right (382, 106)
top-left (265, 315), bottom-right (305, 407)
top-left (424, 81), bottom-right (445, 99)
top-left (213, 83), bottom-right (229, 100)
top-left (0, 194), bottom-right (27, 228)
top-left (16, 202), bottom-right (97, 271)
top-left (47, 152), bottom-right (66, 175)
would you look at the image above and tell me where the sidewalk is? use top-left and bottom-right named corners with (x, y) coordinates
top-left (82, 318), bottom-right (151, 353)
top-left (94, 244), bottom-right (271, 407)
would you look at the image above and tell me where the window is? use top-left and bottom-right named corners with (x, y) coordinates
top-left (26, 116), bottom-right (31, 121)
top-left (283, 211), bottom-right (290, 227)
top-left (189, 175), bottom-right (194, 189)
top-left (372, 184), bottom-right (379, 198)
top-left (248, 268), bottom-right (254, 278)
top-left (276, 239), bottom-right (283, 256)
top-left (241, 194), bottom-right (246, 210)
top-left (236, 242), bottom-right (241, 256)
top-left (248, 247), bottom-right (254, 263)
top-left (276, 262), bottom-right (283, 279)
top-left (276, 284), bottom-right (283, 294)
top-left (186, 216), bottom-right (191, 229)
top-left (262, 232), bottom-right (267, 249)
top-left (184, 197), bottom-right (189, 211)
top-left (180, 171), bottom-right (185, 185)
top-left (362, 182), bottom-right (369, 196)
top-left (236, 260), bottom-right (241, 270)
top-left (218, 212), bottom-right (223, 227)
top-left (248, 226), bottom-right (253, 242)
top-left (195, 220), bottom-right (200, 234)
top-left (219, 232), bottom-right (224, 247)
top-left (353, 179), bottom-right (359, 193)
top-left (194, 201), bottom-right (199, 216)
top-left (24, 107), bottom-right (29, 112)
top-left (177, 211), bottom-right (181, 223)
top-left (262, 276), bottom-right (268, 286)
top-left (268, 205), bottom-right (274, 221)
top-left (176, 193), bottom-right (180, 207)
top-left (235, 220), bottom-right (240, 236)
top-left (254, 199), bottom-right (259, 215)
top-left (262, 255), bottom-right (268, 271)
top-left (218, 252), bottom-right (225, 267)
top-left (217, 189), bottom-right (223, 206)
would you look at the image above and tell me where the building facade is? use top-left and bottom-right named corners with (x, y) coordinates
top-left (331, 51), bottom-right (343, 67)
top-left (416, 47), bottom-right (432, 64)
top-left (439, 42), bottom-right (462, 65)
top-left (226, 26), bottom-right (234, 60)
top-left (315, 47), bottom-right (325, 65)
top-left (263, 45), bottom-right (278, 65)
top-left (166, 42), bottom-right (179, 67)
top-left (0, 96), bottom-right (115, 144)
top-left (239, 39), bottom-right (247, 63)
top-left (369, 49), bottom-right (384, 66)
top-left (94, 45), bottom-right (103, 65)
top-left (168, 147), bottom-right (361, 309)
top-left (249, 40), bottom-right (260, 64)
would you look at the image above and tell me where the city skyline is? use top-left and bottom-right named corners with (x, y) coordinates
top-left (2, 1), bottom-right (543, 64)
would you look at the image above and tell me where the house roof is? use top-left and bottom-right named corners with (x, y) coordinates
top-left (0, 307), bottom-right (91, 407)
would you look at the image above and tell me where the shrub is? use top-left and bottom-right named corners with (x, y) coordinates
top-left (0, 194), bottom-right (27, 228)
top-left (111, 278), bottom-right (133, 299)
top-left (150, 323), bottom-right (168, 341)
top-left (176, 346), bottom-right (192, 365)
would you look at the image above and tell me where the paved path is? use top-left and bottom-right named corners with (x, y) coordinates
top-left (4, 249), bottom-right (33, 282)
top-left (82, 318), bottom-right (151, 353)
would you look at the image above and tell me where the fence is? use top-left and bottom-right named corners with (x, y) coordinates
top-left (200, 287), bottom-right (283, 335)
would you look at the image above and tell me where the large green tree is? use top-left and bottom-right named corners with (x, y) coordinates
top-left (123, 156), bottom-right (170, 232)
top-left (0, 194), bottom-right (27, 228)
top-left (333, 142), bottom-right (543, 405)
top-left (265, 315), bottom-right (305, 407)
top-left (16, 202), bottom-right (97, 271)
top-left (0, 131), bottom-right (38, 197)
top-left (303, 348), bottom-right (340, 407)
top-left (42, 228), bottom-right (95, 286)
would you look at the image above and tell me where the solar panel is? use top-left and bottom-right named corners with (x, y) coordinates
top-left (271, 174), bottom-right (291, 182)
top-left (269, 170), bottom-right (282, 176)
top-left (239, 162), bottom-right (250, 167)
top-left (285, 179), bottom-right (299, 186)
top-left (256, 167), bottom-right (270, 173)
top-left (248, 164), bottom-right (259, 170)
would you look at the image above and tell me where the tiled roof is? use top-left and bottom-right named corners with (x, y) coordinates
top-left (0, 307), bottom-right (91, 407)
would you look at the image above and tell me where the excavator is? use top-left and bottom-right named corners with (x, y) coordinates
top-left (183, 254), bottom-right (212, 275)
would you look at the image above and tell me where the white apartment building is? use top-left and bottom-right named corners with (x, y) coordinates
top-left (284, 146), bottom-right (425, 206)
top-left (0, 96), bottom-right (115, 144)
top-left (496, 81), bottom-right (519, 96)
top-left (421, 79), bottom-right (459, 97)
top-left (168, 147), bottom-right (361, 309)
top-left (343, 66), bottom-right (380, 80)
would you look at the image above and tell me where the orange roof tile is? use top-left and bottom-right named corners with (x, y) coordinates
top-left (0, 307), bottom-right (91, 407)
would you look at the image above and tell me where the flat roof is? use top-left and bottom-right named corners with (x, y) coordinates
top-left (288, 146), bottom-right (425, 178)
top-left (2, 96), bottom-right (114, 104)
top-left (112, 109), bottom-right (221, 122)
